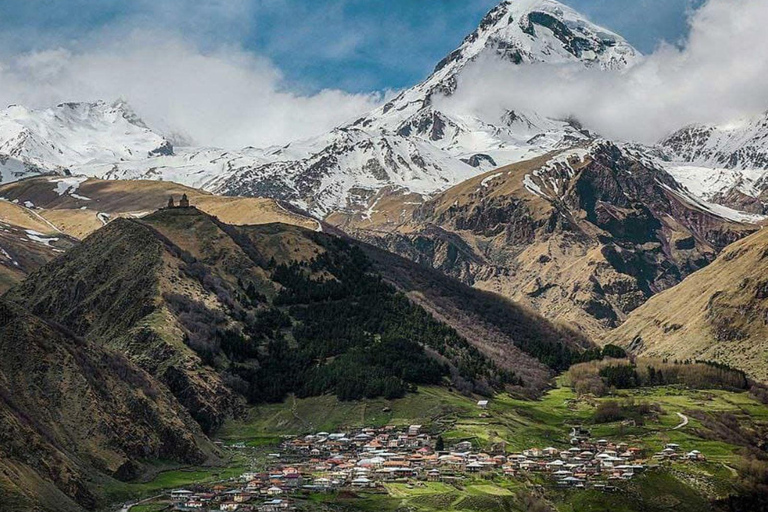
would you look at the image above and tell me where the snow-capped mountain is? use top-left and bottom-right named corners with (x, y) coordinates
top-left (661, 112), bottom-right (768, 170)
top-left (660, 111), bottom-right (768, 214)
top-left (0, 101), bottom-right (173, 170)
top-left (215, 0), bottom-right (640, 214)
top-left (0, 0), bottom-right (641, 217)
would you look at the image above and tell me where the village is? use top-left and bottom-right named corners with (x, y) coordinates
top-left (158, 403), bottom-right (708, 512)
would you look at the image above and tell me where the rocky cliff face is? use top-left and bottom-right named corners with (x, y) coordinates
top-left (331, 142), bottom-right (756, 337)
top-left (0, 300), bottom-right (214, 511)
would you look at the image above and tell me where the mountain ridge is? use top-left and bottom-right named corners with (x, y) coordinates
top-left (0, 0), bottom-right (640, 216)
top-left (327, 141), bottom-right (758, 336)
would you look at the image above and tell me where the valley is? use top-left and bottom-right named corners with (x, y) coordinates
top-left (2, 0), bottom-right (768, 510)
top-left (104, 377), bottom-right (768, 512)
top-left (1, 189), bottom-right (765, 511)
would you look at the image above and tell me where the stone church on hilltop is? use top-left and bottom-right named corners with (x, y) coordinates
top-left (167, 193), bottom-right (190, 209)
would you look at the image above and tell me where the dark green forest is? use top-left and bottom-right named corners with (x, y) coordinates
top-left (169, 239), bottom-right (521, 403)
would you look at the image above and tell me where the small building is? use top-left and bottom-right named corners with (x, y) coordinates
top-left (466, 461), bottom-right (483, 473)
top-left (477, 400), bottom-right (489, 410)
top-left (261, 499), bottom-right (290, 512)
top-left (454, 441), bottom-right (472, 452)
top-left (542, 447), bottom-right (559, 458)
top-left (171, 489), bottom-right (194, 503)
top-left (351, 477), bottom-right (374, 488)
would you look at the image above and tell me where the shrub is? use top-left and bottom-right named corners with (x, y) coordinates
top-left (593, 399), bottom-right (660, 425)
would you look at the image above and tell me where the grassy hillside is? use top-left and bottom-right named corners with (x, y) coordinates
top-left (604, 226), bottom-right (768, 382)
top-left (0, 300), bottom-right (216, 512)
top-left (221, 383), bottom-right (766, 461)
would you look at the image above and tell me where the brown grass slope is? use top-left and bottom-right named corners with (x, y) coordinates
top-left (329, 142), bottom-right (755, 337)
top-left (603, 226), bottom-right (768, 383)
top-left (0, 200), bottom-right (78, 293)
top-left (0, 176), bottom-right (318, 239)
top-left (0, 300), bottom-right (214, 512)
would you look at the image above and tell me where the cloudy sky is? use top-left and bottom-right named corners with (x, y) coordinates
top-left (0, 0), bottom-right (753, 147)
top-left (0, 0), bottom-right (702, 92)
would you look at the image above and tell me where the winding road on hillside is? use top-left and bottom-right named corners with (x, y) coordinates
top-left (673, 412), bottom-right (689, 430)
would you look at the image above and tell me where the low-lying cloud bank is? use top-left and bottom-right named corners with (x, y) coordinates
top-left (0, 32), bottom-right (383, 149)
top-left (440, 0), bottom-right (768, 144)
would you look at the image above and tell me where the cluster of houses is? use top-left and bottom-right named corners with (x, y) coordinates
top-left (168, 487), bottom-right (295, 512)
top-left (161, 424), bottom-right (706, 511)
top-left (654, 443), bottom-right (706, 462)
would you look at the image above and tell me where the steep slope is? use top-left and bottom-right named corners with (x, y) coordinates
top-left (0, 1), bottom-right (639, 217)
top-left (0, 175), bottom-right (319, 239)
top-left (660, 111), bottom-right (768, 215)
top-left (0, 300), bottom-right (214, 512)
top-left (329, 141), bottom-right (757, 337)
top-left (8, 207), bottom-right (590, 411)
top-left (603, 226), bottom-right (768, 383)
top-left (0, 199), bottom-right (78, 292)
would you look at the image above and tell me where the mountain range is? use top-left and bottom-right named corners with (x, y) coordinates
top-left (3, 0), bottom-right (768, 510)
top-left (0, 0), bottom-right (765, 367)
top-left (0, 0), bottom-right (642, 216)
top-left (0, 0), bottom-right (764, 226)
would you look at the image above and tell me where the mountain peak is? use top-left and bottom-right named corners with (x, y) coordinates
top-left (0, 99), bottom-right (172, 169)
top-left (432, 0), bottom-right (638, 78)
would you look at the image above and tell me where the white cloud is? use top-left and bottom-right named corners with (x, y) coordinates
top-left (0, 31), bottom-right (383, 148)
top-left (438, 0), bottom-right (768, 144)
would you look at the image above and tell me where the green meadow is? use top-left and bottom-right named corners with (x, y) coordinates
top-left (106, 382), bottom-right (768, 511)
